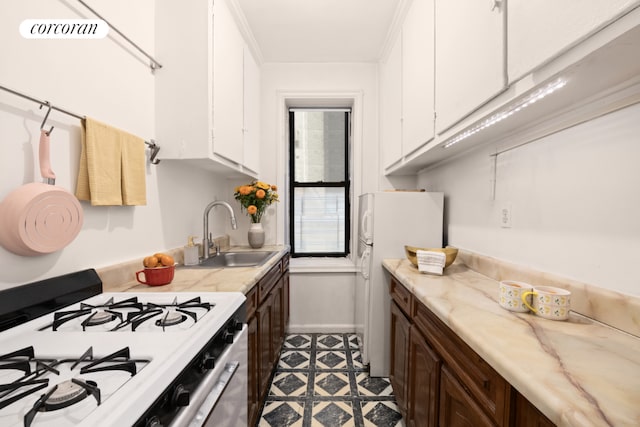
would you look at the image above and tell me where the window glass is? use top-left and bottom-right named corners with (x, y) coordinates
top-left (289, 108), bottom-right (350, 257)
top-left (293, 111), bottom-right (346, 182)
top-left (293, 187), bottom-right (346, 253)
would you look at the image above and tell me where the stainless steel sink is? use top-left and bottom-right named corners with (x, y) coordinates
top-left (183, 251), bottom-right (278, 269)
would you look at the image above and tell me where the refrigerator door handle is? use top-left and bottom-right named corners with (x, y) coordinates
top-left (361, 211), bottom-right (372, 242)
top-left (361, 247), bottom-right (371, 280)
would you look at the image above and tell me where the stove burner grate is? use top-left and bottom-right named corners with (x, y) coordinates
top-left (41, 297), bottom-right (144, 331)
top-left (0, 346), bottom-right (146, 427)
top-left (111, 296), bottom-right (213, 331)
top-left (40, 378), bottom-right (99, 410)
top-left (155, 311), bottom-right (186, 328)
top-left (82, 310), bottom-right (121, 329)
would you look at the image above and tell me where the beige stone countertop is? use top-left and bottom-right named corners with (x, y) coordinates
top-left (99, 245), bottom-right (290, 294)
top-left (383, 258), bottom-right (640, 427)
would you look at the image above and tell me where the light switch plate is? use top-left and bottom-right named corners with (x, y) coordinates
top-left (500, 203), bottom-right (512, 228)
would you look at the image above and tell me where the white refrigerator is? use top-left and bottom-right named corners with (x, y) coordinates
top-left (355, 191), bottom-right (444, 377)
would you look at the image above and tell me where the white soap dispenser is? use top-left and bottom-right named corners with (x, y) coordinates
top-left (183, 236), bottom-right (199, 266)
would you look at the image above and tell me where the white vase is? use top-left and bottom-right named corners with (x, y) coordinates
top-left (248, 222), bottom-right (265, 249)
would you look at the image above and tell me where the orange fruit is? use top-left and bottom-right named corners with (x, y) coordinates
top-left (160, 255), bottom-right (174, 266)
top-left (143, 256), bottom-right (159, 268)
top-left (153, 252), bottom-right (166, 259)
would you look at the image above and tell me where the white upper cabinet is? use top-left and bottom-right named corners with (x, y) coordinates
top-left (155, 0), bottom-right (212, 160)
top-left (212, 0), bottom-right (244, 166)
top-left (380, 0), bottom-right (435, 171)
top-left (381, 0), bottom-right (640, 175)
top-left (402, 0), bottom-right (436, 154)
top-left (380, 32), bottom-right (403, 170)
top-left (435, 0), bottom-right (506, 134)
top-left (243, 45), bottom-right (261, 175)
top-left (508, 0), bottom-right (640, 81)
top-left (155, 0), bottom-right (259, 177)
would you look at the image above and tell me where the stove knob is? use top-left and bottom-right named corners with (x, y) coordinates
top-left (234, 320), bottom-right (244, 331)
top-left (223, 331), bottom-right (234, 344)
top-left (226, 321), bottom-right (236, 333)
top-left (203, 354), bottom-right (216, 370)
top-left (172, 385), bottom-right (190, 407)
top-left (145, 416), bottom-right (163, 427)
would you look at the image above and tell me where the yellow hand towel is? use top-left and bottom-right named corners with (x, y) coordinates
top-left (76, 117), bottom-right (147, 206)
top-left (121, 130), bottom-right (147, 206)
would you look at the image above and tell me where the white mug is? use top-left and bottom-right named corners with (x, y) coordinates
top-left (498, 280), bottom-right (533, 313)
top-left (521, 286), bottom-right (571, 321)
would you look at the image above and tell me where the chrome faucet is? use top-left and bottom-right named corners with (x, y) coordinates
top-left (202, 201), bottom-right (237, 261)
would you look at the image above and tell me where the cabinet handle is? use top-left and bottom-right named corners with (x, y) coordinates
top-left (483, 379), bottom-right (491, 390)
top-left (490, 0), bottom-right (501, 11)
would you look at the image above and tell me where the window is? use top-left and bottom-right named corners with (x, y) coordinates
top-left (289, 108), bottom-right (351, 257)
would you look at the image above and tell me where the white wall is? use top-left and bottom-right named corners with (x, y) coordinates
top-left (0, 1), bottom-right (235, 289)
top-left (418, 101), bottom-right (640, 296)
top-left (288, 273), bottom-right (356, 333)
top-left (259, 62), bottom-right (378, 330)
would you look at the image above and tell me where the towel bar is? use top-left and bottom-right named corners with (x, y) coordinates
top-left (0, 84), bottom-right (161, 165)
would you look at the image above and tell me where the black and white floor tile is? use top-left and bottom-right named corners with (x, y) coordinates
top-left (257, 333), bottom-right (404, 427)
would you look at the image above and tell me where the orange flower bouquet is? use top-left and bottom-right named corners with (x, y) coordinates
top-left (233, 180), bottom-right (279, 223)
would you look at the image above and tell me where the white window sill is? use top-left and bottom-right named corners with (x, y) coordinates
top-left (290, 256), bottom-right (358, 274)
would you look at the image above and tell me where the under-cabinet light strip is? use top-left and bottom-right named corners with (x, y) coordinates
top-left (443, 78), bottom-right (567, 149)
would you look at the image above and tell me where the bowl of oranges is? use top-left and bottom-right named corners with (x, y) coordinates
top-left (135, 252), bottom-right (175, 286)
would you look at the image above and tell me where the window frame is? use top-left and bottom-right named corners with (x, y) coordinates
top-left (288, 108), bottom-right (351, 258)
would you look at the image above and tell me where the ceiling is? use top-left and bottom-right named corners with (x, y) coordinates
top-left (235, 0), bottom-right (402, 63)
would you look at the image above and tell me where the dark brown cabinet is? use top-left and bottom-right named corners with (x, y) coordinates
top-left (408, 325), bottom-right (441, 427)
top-left (247, 254), bottom-right (290, 427)
top-left (512, 391), bottom-right (556, 427)
top-left (247, 312), bottom-right (259, 425)
top-left (390, 298), bottom-right (411, 415)
top-left (439, 366), bottom-right (495, 427)
top-left (388, 275), bottom-right (555, 427)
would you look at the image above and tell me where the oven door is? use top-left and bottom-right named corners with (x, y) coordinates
top-left (171, 326), bottom-right (248, 427)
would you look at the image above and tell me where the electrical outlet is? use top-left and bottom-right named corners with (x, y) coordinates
top-left (500, 203), bottom-right (512, 228)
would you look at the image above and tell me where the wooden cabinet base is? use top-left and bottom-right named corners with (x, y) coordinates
top-left (248, 255), bottom-right (290, 425)
top-left (439, 367), bottom-right (495, 427)
top-left (389, 276), bottom-right (555, 427)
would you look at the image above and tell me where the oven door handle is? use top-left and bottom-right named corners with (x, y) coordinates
top-left (203, 361), bottom-right (239, 414)
top-left (176, 360), bottom-right (241, 427)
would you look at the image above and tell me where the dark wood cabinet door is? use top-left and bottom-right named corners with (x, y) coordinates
top-left (271, 278), bottom-right (284, 364)
top-left (282, 271), bottom-right (290, 330)
top-left (390, 300), bottom-right (411, 416)
top-left (408, 326), bottom-right (441, 427)
top-left (513, 391), bottom-right (556, 427)
top-left (439, 367), bottom-right (495, 427)
top-left (258, 296), bottom-right (273, 400)
top-left (247, 314), bottom-right (259, 426)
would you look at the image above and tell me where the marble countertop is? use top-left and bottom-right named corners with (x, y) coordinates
top-left (99, 245), bottom-right (290, 294)
top-left (383, 258), bottom-right (640, 427)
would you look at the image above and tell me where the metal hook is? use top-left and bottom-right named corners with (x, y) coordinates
top-left (145, 140), bottom-right (161, 164)
top-left (39, 102), bottom-right (55, 135)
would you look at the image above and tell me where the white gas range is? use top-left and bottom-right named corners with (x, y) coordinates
top-left (0, 269), bottom-right (247, 427)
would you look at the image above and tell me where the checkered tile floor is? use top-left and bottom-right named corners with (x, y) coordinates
top-left (257, 333), bottom-right (405, 427)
